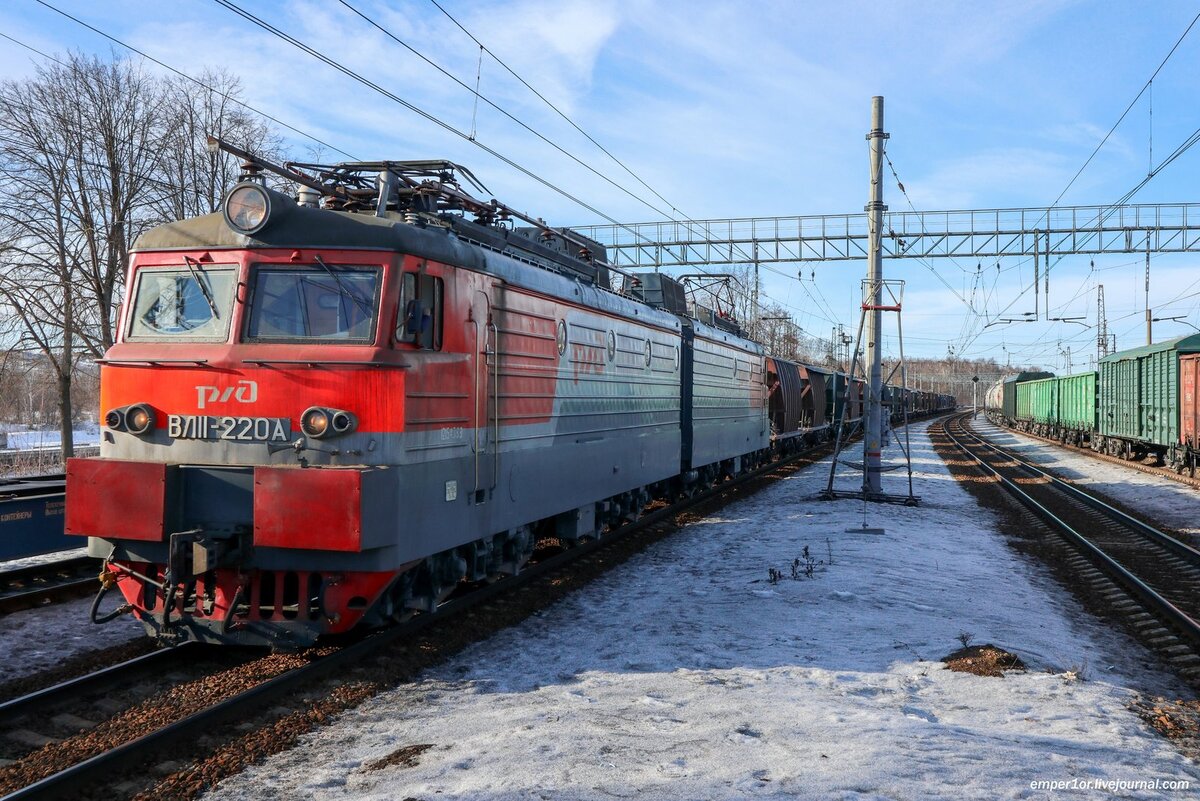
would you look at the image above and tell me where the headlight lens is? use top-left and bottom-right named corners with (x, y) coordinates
top-left (301, 407), bottom-right (357, 439)
top-left (301, 407), bottom-right (330, 437)
top-left (104, 409), bottom-right (124, 429)
top-left (330, 410), bottom-right (355, 434)
top-left (126, 404), bottom-right (155, 436)
top-left (223, 183), bottom-right (270, 234)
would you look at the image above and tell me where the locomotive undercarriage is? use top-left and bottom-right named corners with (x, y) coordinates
top-left (92, 449), bottom-right (773, 648)
top-left (1012, 419), bottom-right (1093, 448)
top-left (1089, 434), bottom-right (1191, 472)
top-left (364, 452), bottom-right (772, 633)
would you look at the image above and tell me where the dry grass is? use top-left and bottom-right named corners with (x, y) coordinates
top-left (943, 644), bottom-right (1026, 677)
top-left (363, 743), bottom-right (435, 772)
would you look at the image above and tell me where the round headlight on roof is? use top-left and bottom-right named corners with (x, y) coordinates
top-left (223, 182), bottom-right (271, 234)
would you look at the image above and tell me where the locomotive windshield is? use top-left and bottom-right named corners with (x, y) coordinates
top-left (245, 265), bottom-right (380, 343)
top-left (127, 266), bottom-right (236, 340)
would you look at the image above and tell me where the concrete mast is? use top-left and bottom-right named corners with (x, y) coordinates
top-left (863, 96), bottom-right (888, 495)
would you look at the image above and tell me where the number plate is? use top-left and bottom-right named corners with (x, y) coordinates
top-left (168, 415), bottom-right (291, 442)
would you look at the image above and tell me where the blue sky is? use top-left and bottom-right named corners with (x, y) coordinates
top-left (3, 0), bottom-right (1199, 368)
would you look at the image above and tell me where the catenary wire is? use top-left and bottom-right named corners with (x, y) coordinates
top-left (334, 0), bottom-right (806, 320)
top-left (31, 1), bottom-right (359, 161)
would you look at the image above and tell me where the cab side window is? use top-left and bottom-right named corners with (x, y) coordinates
top-left (397, 271), bottom-right (443, 350)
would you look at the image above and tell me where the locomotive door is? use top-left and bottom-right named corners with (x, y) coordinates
top-left (471, 289), bottom-right (499, 500)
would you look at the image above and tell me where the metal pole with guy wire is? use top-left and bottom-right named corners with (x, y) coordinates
top-left (822, 96), bottom-right (919, 513)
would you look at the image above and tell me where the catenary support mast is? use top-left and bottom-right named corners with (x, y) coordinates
top-left (821, 96), bottom-right (917, 509)
top-left (864, 96), bottom-right (887, 495)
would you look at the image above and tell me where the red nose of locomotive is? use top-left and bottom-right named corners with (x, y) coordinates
top-left (65, 186), bottom-right (423, 646)
top-left (70, 353), bottom-right (410, 645)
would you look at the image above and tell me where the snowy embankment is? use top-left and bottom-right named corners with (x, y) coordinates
top-left (0, 548), bottom-right (88, 572)
top-left (0, 595), bottom-right (145, 684)
top-left (973, 417), bottom-right (1200, 537)
top-left (206, 421), bottom-right (1198, 800)
top-left (2, 426), bottom-right (100, 450)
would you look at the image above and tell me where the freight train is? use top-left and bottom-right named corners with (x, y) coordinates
top-left (985, 334), bottom-right (1200, 473)
top-left (67, 149), bottom-right (953, 647)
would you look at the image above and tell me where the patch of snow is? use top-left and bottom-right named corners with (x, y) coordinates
top-left (4, 427), bottom-right (100, 450)
top-left (0, 594), bottom-right (145, 684)
top-left (205, 422), bottom-right (1199, 800)
top-left (0, 548), bottom-right (89, 572)
top-left (973, 417), bottom-right (1200, 536)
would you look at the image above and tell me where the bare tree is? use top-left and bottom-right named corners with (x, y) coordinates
top-left (58, 53), bottom-right (174, 354)
top-left (157, 69), bottom-right (281, 220)
top-left (0, 53), bottom-right (285, 455)
top-left (0, 65), bottom-right (89, 455)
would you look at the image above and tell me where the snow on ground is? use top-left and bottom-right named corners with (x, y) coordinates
top-left (3, 426), bottom-right (100, 450)
top-left (0, 547), bottom-right (89, 572)
top-left (973, 417), bottom-right (1200, 537)
top-left (205, 422), bottom-right (1199, 800)
top-left (0, 594), bottom-right (145, 684)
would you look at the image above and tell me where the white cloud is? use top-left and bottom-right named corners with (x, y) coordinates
top-left (901, 148), bottom-right (1074, 210)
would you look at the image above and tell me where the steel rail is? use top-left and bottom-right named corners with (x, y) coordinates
top-left (941, 413), bottom-right (1200, 649)
top-left (0, 557), bottom-right (98, 613)
top-left (960, 420), bottom-right (1200, 565)
top-left (0, 646), bottom-right (192, 721)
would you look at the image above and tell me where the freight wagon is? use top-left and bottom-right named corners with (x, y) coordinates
top-left (996, 371), bottom-right (1053, 423)
top-left (766, 358), bottom-right (831, 452)
top-left (990, 335), bottom-right (1200, 474)
top-left (1096, 334), bottom-right (1200, 469)
top-left (827, 373), bottom-right (864, 433)
top-left (1012, 372), bottom-right (1097, 446)
top-left (1181, 352), bottom-right (1200, 474)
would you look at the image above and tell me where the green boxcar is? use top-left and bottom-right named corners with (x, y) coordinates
top-left (1016, 376), bottom-right (1057, 423)
top-left (1055, 371), bottom-right (1098, 433)
top-left (827, 372), bottom-right (863, 427)
top-left (1098, 334), bottom-right (1200, 451)
top-left (1002, 371), bottom-right (1052, 421)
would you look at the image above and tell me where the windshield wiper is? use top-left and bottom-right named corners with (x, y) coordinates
top-left (182, 256), bottom-right (220, 319)
top-left (313, 255), bottom-right (372, 317)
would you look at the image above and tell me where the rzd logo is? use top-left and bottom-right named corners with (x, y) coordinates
top-left (195, 379), bottom-right (258, 409)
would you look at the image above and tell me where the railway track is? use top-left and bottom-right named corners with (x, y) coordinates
top-left (0, 641), bottom-right (274, 800)
top-left (0, 447), bottom-right (98, 471)
top-left (990, 417), bottom-right (1200, 492)
top-left (0, 556), bottom-right (98, 614)
top-left (940, 412), bottom-right (1200, 682)
top-left (0, 646), bottom-right (191, 721)
top-left (0, 417), bottom-right (900, 801)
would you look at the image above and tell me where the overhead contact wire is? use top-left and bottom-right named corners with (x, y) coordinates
top-left (32, 0), bottom-right (358, 160)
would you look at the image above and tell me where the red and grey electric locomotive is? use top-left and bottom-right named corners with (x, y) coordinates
top-left (67, 143), bottom-right (779, 647)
